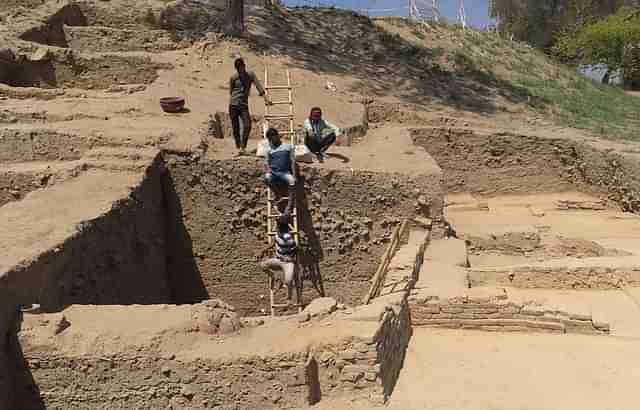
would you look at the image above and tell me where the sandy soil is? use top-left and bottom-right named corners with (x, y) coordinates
top-left (0, 169), bottom-right (140, 275)
top-left (446, 192), bottom-right (640, 265)
top-left (4, 2), bottom-right (640, 410)
top-left (388, 328), bottom-right (640, 410)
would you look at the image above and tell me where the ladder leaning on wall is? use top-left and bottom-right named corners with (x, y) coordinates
top-left (263, 68), bottom-right (303, 316)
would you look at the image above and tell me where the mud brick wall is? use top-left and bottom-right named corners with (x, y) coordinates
top-left (165, 157), bottom-right (443, 315)
top-left (468, 265), bottom-right (640, 290)
top-left (409, 291), bottom-right (609, 334)
top-left (20, 296), bottom-right (412, 409)
top-left (1, 157), bottom-right (171, 309)
top-left (373, 294), bottom-right (412, 401)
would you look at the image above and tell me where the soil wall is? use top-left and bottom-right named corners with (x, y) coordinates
top-left (1, 156), bottom-right (171, 309)
top-left (165, 157), bottom-right (443, 315)
top-left (411, 127), bottom-right (586, 196)
top-left (410, 127), bottom-right (640, 215)
top-left (18, 293), bottom-right (411, 410)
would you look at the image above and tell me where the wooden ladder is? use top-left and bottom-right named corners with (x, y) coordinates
top-left (263, 68), bottom-right (303, 316)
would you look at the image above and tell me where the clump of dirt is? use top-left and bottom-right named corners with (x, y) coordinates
top-left (193, 298), bottom-right (242, 335)
top-left (367, 102), bottom-right (430, 125)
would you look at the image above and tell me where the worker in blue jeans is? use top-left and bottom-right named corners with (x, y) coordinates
top-left (263, 128), bottom-right (295, 216)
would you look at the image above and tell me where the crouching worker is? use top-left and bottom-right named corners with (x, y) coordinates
top-left (303, 107), bottom-right (342, 163)
top-left (260, 215), bottom-right (298, 304)
top-left (263, 127), bottom-right (295, 216)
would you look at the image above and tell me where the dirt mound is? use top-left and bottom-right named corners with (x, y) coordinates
top-left (0, 0), bottom-right (47, 12)
top-left (0, 50), bottom-right (169, 89)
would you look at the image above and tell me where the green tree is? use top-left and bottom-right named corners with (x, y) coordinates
top-left (489, 0), bottom-right (629, 49)
top-left (554, 7), bottom-right (640, 83)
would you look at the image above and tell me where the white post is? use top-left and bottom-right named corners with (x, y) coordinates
top-left (432, 0), bottom-right (439, 23)
top-left (457, 0), bottom-right (467, 30)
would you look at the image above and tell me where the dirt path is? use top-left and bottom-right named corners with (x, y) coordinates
top-left (388, 328), bottom-right (640, 410)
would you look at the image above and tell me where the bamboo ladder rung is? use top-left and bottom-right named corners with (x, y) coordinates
top-left (265, 85), bottom-right (292, 90)
top-left (264, 67), bottom-right (303, 316)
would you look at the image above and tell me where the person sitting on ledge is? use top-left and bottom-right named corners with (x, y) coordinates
top-left (263, 127), bottom-right (295, 216)
top-left (260, 215), bottom-right (298, 305)
top-left (303, 107), bottom-right (342, 163)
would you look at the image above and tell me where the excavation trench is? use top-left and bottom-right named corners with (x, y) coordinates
top-left (413, 126), bottom-right (640, 292)
top-left (0, 155), bottom-right (427, 409)
top-left (411, 126), bottom-right (640, 212)
top-left (163, 156), bottom-right (441, 315)
top-left (3, 128), bottom-right (640, 408)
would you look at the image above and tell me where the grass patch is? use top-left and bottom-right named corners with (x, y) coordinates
top-left (462, 30), bottom-right (640, 141)
top-left (386, 18), bottom-right (640, 140)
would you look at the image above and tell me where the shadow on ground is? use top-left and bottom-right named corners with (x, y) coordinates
top-left (244, 6), bottom-right (536, 114)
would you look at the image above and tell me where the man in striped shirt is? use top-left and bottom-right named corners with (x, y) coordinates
top-left (260, 215), bottom-right (298, 304)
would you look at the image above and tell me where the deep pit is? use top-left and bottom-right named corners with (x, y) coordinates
top-left (3, 123), bottom-right (640, 408)
top-left (3, 1), bottom-right (640, 407)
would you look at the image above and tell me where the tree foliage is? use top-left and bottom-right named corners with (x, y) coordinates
top-left (489, 0), bottom-right (634, 49)
top-left (554, 7), bottom-right (640, 78)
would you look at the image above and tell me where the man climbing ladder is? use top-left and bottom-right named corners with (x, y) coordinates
top-left (260, 215), bottom-right (298, 307)
top-left (261, 68), bottom-right (303, 315)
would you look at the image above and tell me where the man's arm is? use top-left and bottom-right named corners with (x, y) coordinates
top-left (289, 144), bottom-right (295, 171)
top-left (250, 71), bottom-right (270, 104)
top-left (324, 119), bottom-right (342, 136)
top-left (264, 149), bottom-right (271, 170)
top-left (302, 119), bottom-right (313, 143)
top-left (229, 76), bottom-right (234, 95)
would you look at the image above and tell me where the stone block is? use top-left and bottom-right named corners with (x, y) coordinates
top-left (302, 297), bottom-right (338, 318)
top-left (420, 304), bottom-right (441, 314)
top-left (441, 307), bottom-right (464, 314)
top-left (430, 313), bottom-right (454, 319)
top-left (338, 350), bottom-right (358, 361)
top-left (464, 307), bottom-right (499, 314)
top-left (499, 306), bottom-right (521, 314)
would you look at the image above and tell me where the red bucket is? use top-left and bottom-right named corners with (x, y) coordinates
top-left (160, 97), bottom-right (185, 113)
